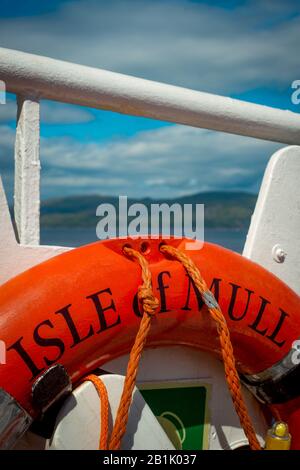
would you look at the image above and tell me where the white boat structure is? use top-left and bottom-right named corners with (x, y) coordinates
top-left (0, 47), bottom-right (300, 451)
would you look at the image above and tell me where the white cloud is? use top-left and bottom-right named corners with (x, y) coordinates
top-left (41, 101), bottom-right (94, 124)
top-left (0, 0), bottom-right (294, 202)
top-left (0, 121), bottom-right (283, 201)
top-left (38, 124), bottom-right (282, 199)
top-left (0, 0), bottom-right (299, 94)
top-left (0, 124), bottom-right (15, 200)
top-left (0, 99), bottom-right (94, 124)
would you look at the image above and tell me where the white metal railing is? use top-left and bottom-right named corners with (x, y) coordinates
top-left (1, 46), bottom-right (300, 245)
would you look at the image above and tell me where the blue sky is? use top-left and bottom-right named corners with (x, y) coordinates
top-left (0, 0), bottom-right (299, 201)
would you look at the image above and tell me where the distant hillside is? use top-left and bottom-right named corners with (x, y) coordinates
top-left (40, 191), bottom-right (257, 229)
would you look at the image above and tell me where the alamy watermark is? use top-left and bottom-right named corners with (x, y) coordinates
top-left (0, 340), bottom-right (6, 364)
top-left (291, 80), bottom-right (300, 105)
top-left (96, 196), bottom-right (204, 250)
top-left (0, 80), bottom-right (6, 104)
top-left (291, 340), bottom-right (300, 365)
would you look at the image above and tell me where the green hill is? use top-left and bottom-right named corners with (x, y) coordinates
top-left (40, 191), bottom-right (257, 229)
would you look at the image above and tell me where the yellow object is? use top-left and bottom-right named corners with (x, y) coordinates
top-left (265, 421), bottom-right (291, 450)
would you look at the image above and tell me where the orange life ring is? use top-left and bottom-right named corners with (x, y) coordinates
top-left (1, 237), bottom-right (300, 448)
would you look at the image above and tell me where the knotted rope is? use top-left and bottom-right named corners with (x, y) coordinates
top-left (160, 243), bottom-right (261, 450)
top-left (84, 243), bottom-right (260, 451)
top-left (108, 246), bottom-right (159, 450)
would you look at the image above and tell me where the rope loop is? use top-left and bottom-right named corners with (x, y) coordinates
top-left (81, 374), bottom-right (109, 450)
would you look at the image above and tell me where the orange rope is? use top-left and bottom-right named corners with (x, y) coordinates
top-left (84, 243), bottom-right (260, 451)
top-left (160, 243), bottom-right (261, 450)
top-left (82, 374), bottom-right (109, 449)
top-left (107, 246), bottom-right (159, 450)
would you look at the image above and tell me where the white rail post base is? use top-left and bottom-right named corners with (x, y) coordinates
top-left (0, 177), bottom-right (71, 286)
top-left (14, 94), bottom-right (40, 245)
top-left (243, 145), bottom-right (300, 295)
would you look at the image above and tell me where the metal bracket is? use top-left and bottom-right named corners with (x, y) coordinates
top-left (31, 364), bottom-right (72, 414)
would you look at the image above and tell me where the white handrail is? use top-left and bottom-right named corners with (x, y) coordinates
top-left (1, 47), bottom-right (300, 144)
top-left (1, 46), bottom-right (300, 247)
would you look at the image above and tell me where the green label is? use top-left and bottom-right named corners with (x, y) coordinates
top-left (139, 381), bottom-right (210, 450)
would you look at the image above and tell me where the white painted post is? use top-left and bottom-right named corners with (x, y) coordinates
top-left (14, 95), bottom-right (40, 245)
top-left (243, 146), bottom-right (300, 295)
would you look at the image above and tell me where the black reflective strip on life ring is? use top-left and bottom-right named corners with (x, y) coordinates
top-left (0, 388), bottom-right (32, 449)
top-left (241, 345), bottom-right (300, 404)
top-left (241, 364), bottom-right (300, 404)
